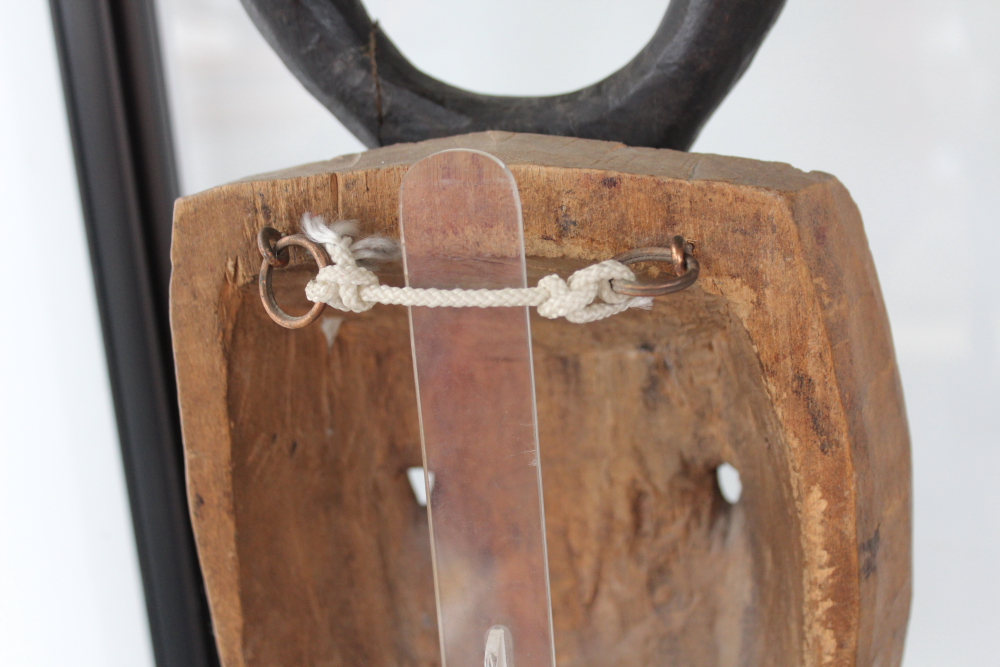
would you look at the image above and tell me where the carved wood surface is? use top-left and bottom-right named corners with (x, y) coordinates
top-left (170, 132), bottom-right (911, 667)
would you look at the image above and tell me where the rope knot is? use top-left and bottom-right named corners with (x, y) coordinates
top-left (302, 213), bottom-right (397, 313)
top-left (301, 215), bottom-right (654, 322)
top-left (537, 260), bottom-right (650, 323)
top-left (306, 264), bottom-right (379, 312)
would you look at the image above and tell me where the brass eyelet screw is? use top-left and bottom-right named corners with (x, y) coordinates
top-left (611, 235), bottom-right (699, 297)
top-left (257, 227), bottom-right (330, 328)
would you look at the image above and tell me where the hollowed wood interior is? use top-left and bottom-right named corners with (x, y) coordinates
top-left (171, 132), bottom-right (910, 667)
top-left (226, 265), bottom-right (799, 666)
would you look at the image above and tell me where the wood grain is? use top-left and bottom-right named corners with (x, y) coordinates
top-left (170, 132), bottom-right (911, 667)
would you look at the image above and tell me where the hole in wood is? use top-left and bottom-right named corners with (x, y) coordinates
top-left (407, 466), bottom-right (434, 507)
top-left (716, 462), bottom-right (742, 504)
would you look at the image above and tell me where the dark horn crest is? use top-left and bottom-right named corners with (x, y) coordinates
top-left (240, 0), bottom-right (786, 150)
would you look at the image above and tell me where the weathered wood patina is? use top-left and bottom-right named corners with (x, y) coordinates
top-left (170, 132), bottom-right (911, 667)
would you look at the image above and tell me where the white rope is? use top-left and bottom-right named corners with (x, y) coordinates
top-left (301, 214), bottom-right (652, 324)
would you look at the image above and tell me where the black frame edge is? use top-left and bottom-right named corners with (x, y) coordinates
top-left (46, 1), bottom-right (219, 666)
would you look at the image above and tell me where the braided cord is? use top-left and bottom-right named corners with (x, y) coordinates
top-left (301, 215), bottom-right (652, 324)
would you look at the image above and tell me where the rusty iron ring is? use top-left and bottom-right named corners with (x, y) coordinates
top-left (611, 235), bottom-right (699, 297)
top-left (258, 227), bottom-right (330, 329)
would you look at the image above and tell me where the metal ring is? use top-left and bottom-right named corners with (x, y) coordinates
top-left (612, 235), bottom-right (699, 297)
top-left (258, 228), bottom-right (330, 328)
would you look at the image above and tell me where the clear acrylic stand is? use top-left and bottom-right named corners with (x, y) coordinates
top-left (401, 150), bottom-right (556, 667)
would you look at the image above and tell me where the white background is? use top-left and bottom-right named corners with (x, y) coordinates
top-left (0, 0), bottom-right (995, 665)
top-left (0, 3), bottom-right (155, 667)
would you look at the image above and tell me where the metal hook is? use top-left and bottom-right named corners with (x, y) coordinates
top-left (611, 235), bottom-right (699, 297)
top-left (257, 227), bottom-right (330, 329)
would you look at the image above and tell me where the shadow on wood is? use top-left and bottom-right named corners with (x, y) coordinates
top-left (170, 132), bottom-right (911, 667)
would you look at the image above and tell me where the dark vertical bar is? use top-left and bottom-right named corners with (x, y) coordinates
top-left (47, 1), bottom-right (219, 667)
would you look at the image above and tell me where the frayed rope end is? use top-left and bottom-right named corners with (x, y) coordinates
top-left (302, 213), bottom-right (400, 268)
